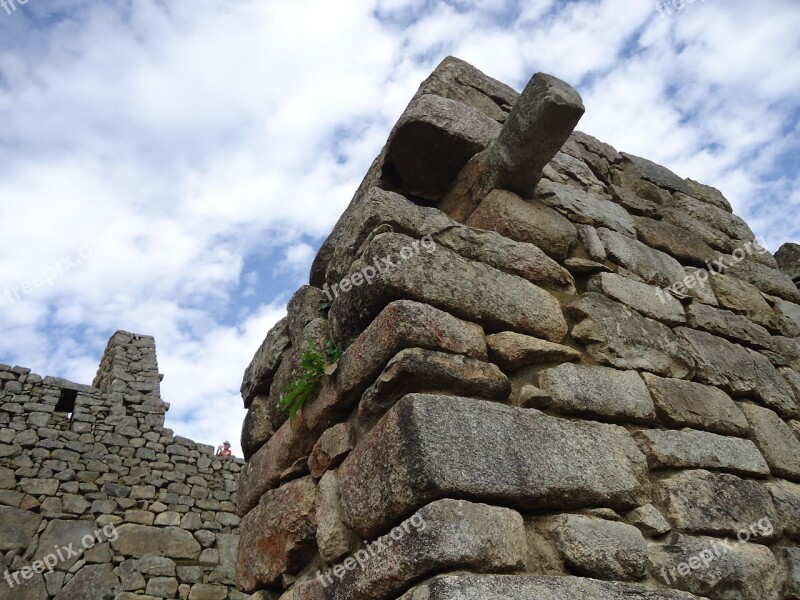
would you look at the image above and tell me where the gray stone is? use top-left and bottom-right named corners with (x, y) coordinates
top-left (772, 296), bottom-right (800, 337)
top-left (154, 511), bottom-right (182, 526)
top-left (767, 479), bottom-right (800, 541)
top-left (607, 183), bottom-right (660, 218)
top-left (568, 294), bottom-right (695, 378)
top-left (709, 272), bottom-right (777, 328)
top-left (380, 94), bottom-right (501, 203)
top-left (209, 533), bottom-right (238, 585)
top-left (112, 525), bottom-right (201, 559)
top-left (686, 179), bottom-right (733, 212)
top-left (741, 403), bottom-right (800, 481)
top-left (0, 506), bottom-right (42, 551)
top-left (654, 470), bottom-right (779, 538)
top-left (676, 328), bottom-right (799, 419)
top-left (308, 423), bottom-right (354, 479)
top-left (358, 348), bottom-right (510, 422)
top-left (137, 555), bottom-right (176, 576)
top-left (686, 302), bottom-right (773, 349)
top-left (782, 547), bottom-right (800, 597)
top-left (188, 584), bottom-right (228, 600)
top-left (539, 363), bottom-right (655, 423)
top-left (397, 574), bottom-right (702, 599)
top-left (297, 499), bottom-right (526, 600)
top-left (576, 224), bottom-right (606, 262)
top-left (598, 228), bottom-right (686, 287)
top-left (641, 373), bottom-right (749, 436)
top-left (725, 259), bottom-right (800, 303)
top-left (486, 332), bottom-right (581, 371)
top-left (241, 394), bottom-right (275, 460)
top-left (465, 189), bottom-right (578, 262)
top-left (670, 192), bottom-right (756, 242)
top-left (329, 232), bottom-right (568, 343)
top-left (587, 272), bottom-right (685, 325)
top-left (537, 180), bottom-right (637, 236)
top-left (633, 429), bottom-right (769, 477)
top-left (0, 465), bottom-right (15, 489)
top-left (633, 215), bottom-right (719, 267)
top-left (553, 514), bottom-right (647, 581)
top-left (439, 72), bottom-right (584, 222)
top-left (315, 471), bottom-right (359, 564)
top-left (339, 394), bottom-right (649, 539)
top-left (146, 577), bottom-right (179, 598)
top-left (621, 153), bottom-right (693, 196)
top-left (0, 571), bottom-right (48, 600)
top-left (776, 242), bottom-right (800, 283)
top-left (19, 478), bottom-right (58, 496)
top-left (649, 533), bottom-right (782, 600)
top-left (53, 564), bottom-right (120, 600)
top-left (32, 520), bottom-right (97, 571)
top-left (682, 268), bottom-right (719, 305)
top-left (625, 504), bottom-right (671, 537)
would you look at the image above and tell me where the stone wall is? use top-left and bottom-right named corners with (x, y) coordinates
top-left (0, 331), bottom-right (245, 600)
top-left (236, 57), bottom-right (800, 600)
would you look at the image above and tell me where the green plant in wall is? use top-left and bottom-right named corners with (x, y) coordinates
top-left (278, 339), bottom-right (344, 420)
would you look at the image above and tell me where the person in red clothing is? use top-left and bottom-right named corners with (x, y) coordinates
top-left (215, 441), bottom-right (232, 457)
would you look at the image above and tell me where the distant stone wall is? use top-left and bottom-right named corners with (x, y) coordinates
top-left (0, 331), bottom-right (244, 600)
top-left (236, 57), bottom-right (800, 600)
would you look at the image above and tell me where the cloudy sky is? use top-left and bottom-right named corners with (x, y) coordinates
top-left (0, 0), bottom-right (798, 455)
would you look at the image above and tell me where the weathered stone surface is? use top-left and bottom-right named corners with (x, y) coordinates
top-left (329, 232), bottom-right (568, 343)
top-left (413, 56), bottom-right (519, 123)
top-left (782, 547), bottom-right (800, 598)
top-left (741, 403), bottom-right (800, 481)
top-left (621, 153), bottom-right (693, 196)
top-left (241, 317), bottom-right (290, 409)
top-left (568, 294), bottom-right (695, 378)
top-left (676, 328), bottom-right (799, 418)
top-left (0, 572), bottom-right (48, 600)
top-left (32, 519), bottom-right (97, 570)
top-left (608, 183), bottom-right (660, 218)
top-left (539, 363), bottom-right (655, 423)
top-left (708, 272), bottom-right (777, 327)
top-left (137, 555), bottom-right (177, 577)
top-left (439, 72), bottom-right (584, 222)
top-left (287, 286), bottom-right (327, 346)
top-left (0, 506), bottom-right (42, 551)
top-left (241, 394), bottom-right (275, 461)
top-left (633, 215), bottom-right (719, 267)
top-left (725, 259), bottom-right (800, 303)
top-left (654, 470), bottom-right (779, 538)
top-left (641, 373), bottom-right (749, 436)
top-left (776, 242), bottom-right (800, 283)
top-left (380, 94), bottom-right (501, 203)
top-left (237, 477), bottom-right (317, 592)
top-left (300, 499), bottom-right (526, 600)
top-left (598, 228), bottom-right (686, 287)
top-left (625, 504), bottom-right (671, 537)
top-left (767, 479), bottom-right (800, 541)
top-left (486, 332), bottom-right (581, 371)
top-left (315, 471), bottom-right (358, 564)
top-left (358, 348), bottom-right (509, 421)
top-left (681, 267), bottom-right (719, 305)
top-left (587, 272), bottom-right (685, 325)
top-left (339, 394), bottom-right (649, 538)
top-left (772, 296), bottom-right (800, 337)
top-left (537, 180), bottom-right (636, 236)
top-left (53, 564), bottom-right (120, 600)
top-left (308, 423), bottom-right (354, 479)
top-left (112, 525), bottom-right (201, 560)
top-left (553, 514), bottom-right (647, 581)
top-left (686, 178), bottom-right (733, 212)
top-left (633, 429), bottom-right (769, 477)
top-left (649, 533), bottom-right (782, 600)
top-left (576, 224), bottom-right (606, 262)
top-left (397, 574), bottom-right (702, 599)
top-left (465, 189), bottom-right (578, 262)
top-left (686, 302), bottom-right (773, 349)
top-left (671, 193), bottom-right (755, 242)
top-left (546, 149), bottom-right (606, 194)
top-left (188, 584), bottom-right (228, 600)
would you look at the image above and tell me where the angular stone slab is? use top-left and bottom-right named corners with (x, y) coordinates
top-left (685, 302), bottom-right (773, 350)
top-left (539, 363), bottom-right (655, 423)
top-left (553, 514), bottom-right (648, 581)
top-left (741, 403), bottom-right (800, 481)
top-left (0, 506), bottom-right (42, 551)
top-left (338, 394), bottom-right (650, 538)
top-left (670, 193), bottom-right (755, 242)
top-left (380, 94), bottom-right (502, 202)
top-left (397, 574), bottom-right (703, 599)
top-left (31, 519), bottom-right (97, 571)
top-left (328, 232), bottom-right (568, 343)
top-left (568, 294), bottom-right (695, 378)
top-left (676, 328), bottom-right (799, 419)
top-left (537, 180), bottom-right (637, 237)
top-left (112, 524), bottom-right (201, 560)
top-left (640, 373), bottom-right (749, 436)
top-left (237, 477), bottom-right (317, 592)
top-left (686, 179), bottom-right (733, 212)
top-left (633, 215), bottom-right (719, 267)
top-left (465, 189), bottom-right (577, 262)
top-left (621, 153), bottom-right (693, 196)
top-left (53, 564), bottom-right (121, 600)
top-left (358, 348), bottom-right (510, 421)
top-left (767, 479), bottom-right (800, 541)
top-left (649, 533), bottom-right (783, 599)
top-left (654, 470), bottom-right (779, 539)
top-left (775, 242), bottom-right (800, 283)
top-left (241, 317), bottom-right (290, 409)
top-left (598, 228), bottom-right (686, 287)
top-left (587, 272), bottom-right (685, 325)
top-left (486, 332), bottom-right (581, 371)
top-left (725, 259), bottom-right (800, 303)
top-left (439, 72), bottom-right (584, 222)
top-left (633, 429), bottom-right (769, 477)
top-left (295, 499), bottom-right (526, 600)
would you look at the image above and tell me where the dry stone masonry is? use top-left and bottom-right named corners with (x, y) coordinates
top-left (237, 56), bottom-right (800, 600)
top-left (0, 331), bottom-right (244, 600)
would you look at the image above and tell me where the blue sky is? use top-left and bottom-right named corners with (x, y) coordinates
top-left (0, 0), bottom-right (798, 455)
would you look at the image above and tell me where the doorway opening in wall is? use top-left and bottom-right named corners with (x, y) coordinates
top-left (55, 388), bottom-right (78, 420)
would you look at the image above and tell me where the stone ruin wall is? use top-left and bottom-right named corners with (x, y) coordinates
top-left (0, 331), bottom-right (245, 600)
top-left (236, 57), bottom-right (800, 600)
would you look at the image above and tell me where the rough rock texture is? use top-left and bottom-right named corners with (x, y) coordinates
top-left (776, 242), bottom-right (800, 286)
top-left (0, 333), bottom-right (243, 600)
top-left (233, 58), bottom-right (800, 600)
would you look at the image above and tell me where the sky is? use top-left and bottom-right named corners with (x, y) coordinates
top-left (0, 0), bottom-right (798, 456)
